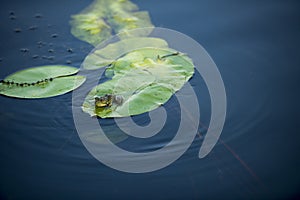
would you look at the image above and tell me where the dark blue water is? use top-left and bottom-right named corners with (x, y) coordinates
top-left (0, 0), bottom-right (299, 199)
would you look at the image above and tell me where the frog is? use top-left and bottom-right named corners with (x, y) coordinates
top-left (95, 94), bottom-right (123, 108)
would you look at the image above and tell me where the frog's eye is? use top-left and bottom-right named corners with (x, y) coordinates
top-left (114, 95), bottom-right (123, 105)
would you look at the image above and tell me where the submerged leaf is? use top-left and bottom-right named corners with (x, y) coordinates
top-left (82, 126), bottom-right (128, 145)
top-left (82, 48), bottom-right (194, 118)
top-left (0, 65), bottom-right (86, 99)
top-left (70, 0), bottom-right (153, 46)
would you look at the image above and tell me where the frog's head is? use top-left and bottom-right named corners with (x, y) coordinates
top-left (95, 94), bottom-right (113, 108)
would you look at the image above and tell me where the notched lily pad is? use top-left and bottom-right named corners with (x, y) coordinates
top-left (82, 47), bottom-right (194, 118)
top-left (0, 65), bottom-right (86, 99)
top-left (83, 37), bottom-right (169, 70)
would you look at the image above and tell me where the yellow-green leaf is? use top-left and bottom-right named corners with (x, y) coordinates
top-left (0, 65), bottom-right (86, 99)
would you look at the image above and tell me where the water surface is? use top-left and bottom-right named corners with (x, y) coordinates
top-left (0, 0), bottom-right (299, 199)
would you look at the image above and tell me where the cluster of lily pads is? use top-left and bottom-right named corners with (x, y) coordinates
top-left (0, 0), bottom-right (195, 118)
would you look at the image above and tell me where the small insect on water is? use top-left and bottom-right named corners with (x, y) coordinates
top-left (95, 94), bottom-right (124, 108)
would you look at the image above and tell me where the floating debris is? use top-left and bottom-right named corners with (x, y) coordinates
top-left (20, 48), bottom-right (29, 53)
top-left (67, 48), bottom-right (73, 53)
top-left (14, 28), bottom-right (22, 33)
top-left (28, 25), bottom-right (38, 31)
top-left (47, 56), bottom-right (55, 60)
top-left (51, 34), bottom-right (58, 38)
top-left (34, 13), bottom-right (43, 18)
top-left (41, 56), bottom-right (55, 60)
top-left (37, 41), bottom-right (46, 48)
top-left (9, 15), bottom-right (16, 20)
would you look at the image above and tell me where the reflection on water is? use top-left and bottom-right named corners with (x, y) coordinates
top-left (0, 0), bottom-right (299, 199)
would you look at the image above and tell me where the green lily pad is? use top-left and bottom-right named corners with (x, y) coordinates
top-left (82, 47), bottom-right (194, 118)
top-left (83, 37), bottom-right (169, 70)
top-left (70, 0), bottom-right (153, 46)
top-left (0, 65), bottom-right (86, 99)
